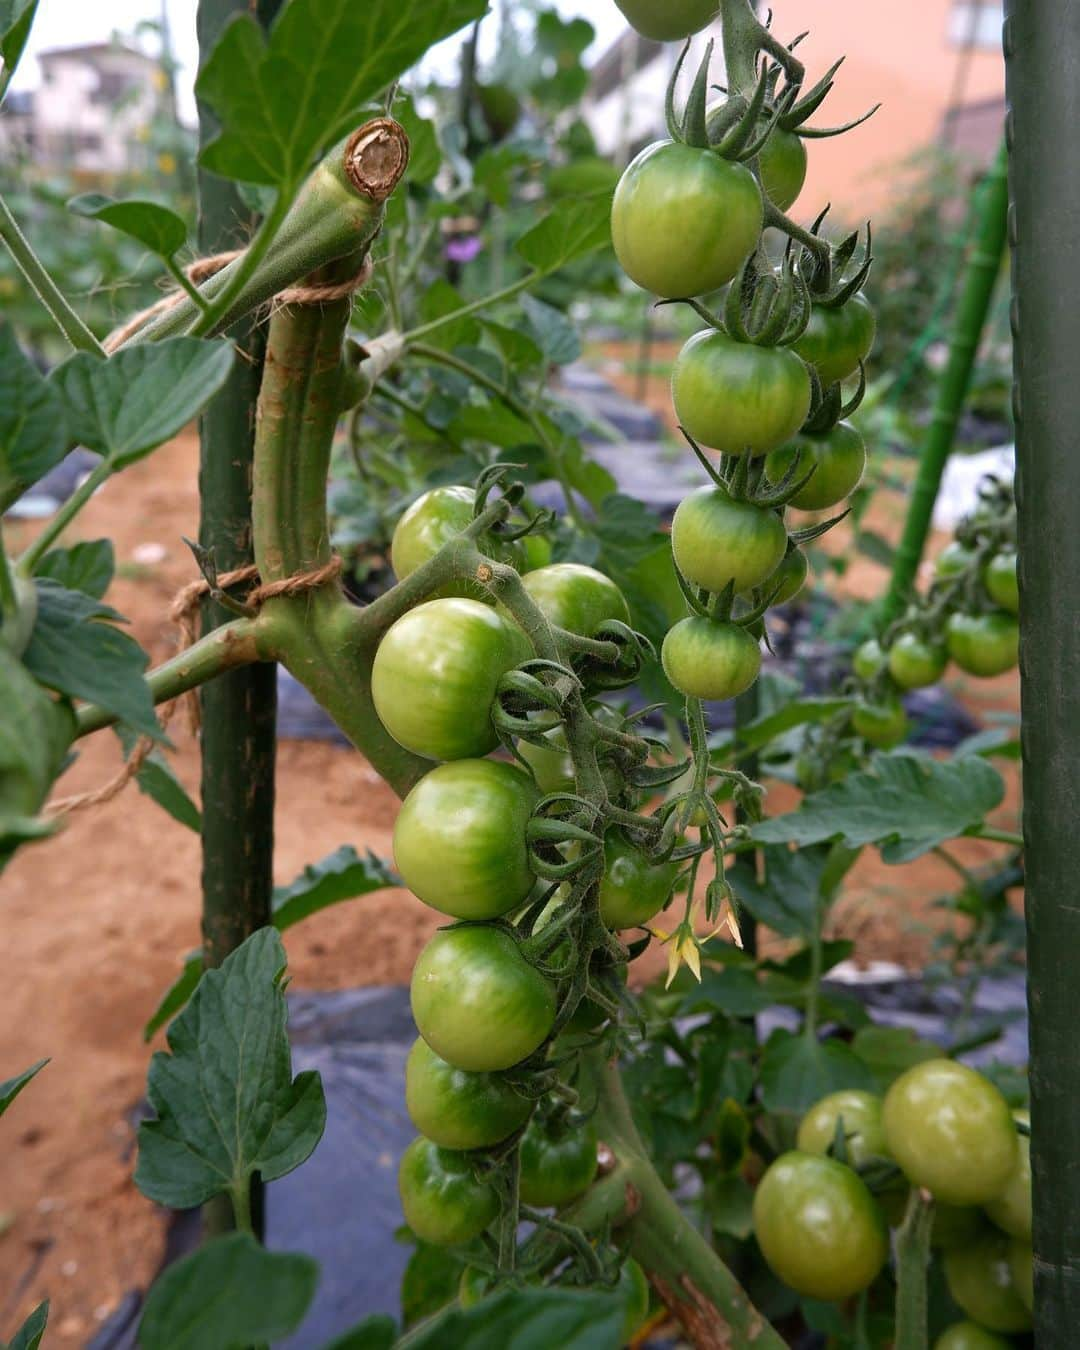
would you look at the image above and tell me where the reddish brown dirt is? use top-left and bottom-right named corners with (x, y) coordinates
top-left (0, 382), bottom-right (1023, 1338)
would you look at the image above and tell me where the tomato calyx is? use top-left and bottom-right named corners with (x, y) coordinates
top-left (666, 37), bottom-right (793, 158)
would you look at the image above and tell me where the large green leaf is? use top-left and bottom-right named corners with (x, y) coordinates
top-left (0, 323), bottom-right (69, 507)
top-left (733, 844), bottom-right (828, 941)
top-left (196, 0), bottom-right (487, 187)
top-left (50, 338), bottom-right (234, 470)
top-left (4, 1300), bottom-right (48, 1350)
top-left (272, 845), bottom-right (398, 928)
top-left (515, 195), bottom-right (612, 273)
top-left (0, 644), bottom-right (74, 870)
top-left (33, 539), bottom-right (114, 599)
top-left (391, 1287), bottom-right (624, 1350)
top-left (137, 1233), bottom-right (317, 1350)
top-left (0, 1058), bottom-right (47, 1118)
top-left (759, 1029), bottom-right (876, 1115)
top-left (321, 1317), bottom-right (397, 1350)
top-left (23, 580), bottom-right (158, 739)
top-left (0, 0), bottom-right (38, 84)
top-left (135, 928), bottom-right (326, 1208)
top-left (520, 295), bottom-right (580, 366)
top-left (67, 195), bottom-right (189, 259)
top-left (751, 752), bottom-right (1006, 863)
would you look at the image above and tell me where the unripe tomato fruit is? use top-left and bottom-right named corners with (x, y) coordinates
top-left (661, 617), bottom-right (761, 701)
top-left (983, 551), bottom-right (1018, 614)
top-left (404, 1037), bottom-right (531, 1151)
top-left (853, 637), bottom-right (887, 681)
top-left (765, 420), bottom-right (866, 511)
top-left (796, 1089), bottom-right (888, 1169)
top-left (946, 611), bottom-right (1019, 677)
top-left (611, 142), bottom-right (762, 299)
top-left (518, 563), bottom-right (630, 638)
top-left (1008, 1238), bottom-right (1033, 1312)
top-left (984, 1110), bottom-right (1031, 1241)
top-left (398, 1136), bottom-right (498, 1246)
top-left (599, 829), bottom-right (680, 929)
top-left (936, 540), bottom-right (977, 580)
top-left (613, 0), bottom-right (719, 41)
top-left (852, 697), bottom-right (908, 748)
top-left (758, 125), bottom-right (808, 211)
top-left (888, 631), bottom-right (948, 690)
top-left (752, 1151), bottom-right (888, 1301)
top-left (390, 485), bottom-right (522, 600)
top-left (944, 1230), bottom-right (1033, 1333)
top-left (411, 925), bottom-right (556, 1072)
top-left (763, 547), bottom-right (809, 605)
top-left (519, 1116), bottom-right (599, 1208)
top-left (672, 330), bottom-right (811, 457)
top-left (882, 1059), bottom-right (1018, 1206)
top-left (394, 759), bottom-right (538, 920)
top-left (671, 486), bottom-right (787, 595)
top-left (793, 294), bottom-right (876, 386)
top-left (372, 598), bottom-right (529, 761)
top-left (934, 1322), bottom-right (1013, 1350)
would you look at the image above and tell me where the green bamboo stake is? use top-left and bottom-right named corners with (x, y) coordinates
top-left (1004, 1), bottom-right (1080, 1335)
top-left (880, 140), bottom-right (1009, 625)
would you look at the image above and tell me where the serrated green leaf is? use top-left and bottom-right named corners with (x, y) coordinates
top-left (50, 338), bottom-right (234, 470)
top-left (33, 538), bottom-right (114, 599)
top-left (0, 1058), bottom-right (47, 1118)
top-left (481, 320), bottom-right (544, 370)
top-left (0, 323), bottom-right (69, 507)
top-left (759, 1029), bottom-right (876, 1115)
top-left (272, 845), bottom-right (398, 930)
top-left (115, 726), bottom-right (200, 833)
top-left (417, 279), bottom-right (482, 352)
top-left (400, 1286), bottom-right (625, 1350)
top-left (520, 294), bottom-right (580, 366)
top-left (0, 0), bottom-right (38, 84)
top-left (732, 845), bottom-right (825, 941)
top-left (143, 951), bottom-right (202, 1042)
top-left (515, 195), bottom-right (612, 274)
top-left (23, 580), bottom-right (158, 740)
top-left (751, 753), bottom-right (1006, 863)
top-left (137, 1233), bottom-right (317, 1350)
top-left (5, 1299), bottom-right (48, 1350)
top-left (67, 195), bottom-right (188, 258)
top-left (196, 0), bottom-right (487, 187)
top-left (135, 928), bottom-right (326, 1208)
top-left (851, 1026), bottom-right (940, 1093)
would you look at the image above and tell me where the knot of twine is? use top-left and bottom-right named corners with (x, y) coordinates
top-left (46, 555), bottom-right (343, 817)
top-left (104, 251), bottom-right (374, 352)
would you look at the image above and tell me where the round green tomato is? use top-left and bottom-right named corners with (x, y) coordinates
top-left (888, 631), bottom-right (948, 690)
top-left (853, 637), bottom-right (887, 681)
top-left (752, 1151), bottom-right (888, 1301)
top-left (852, 697), bottom-right (908, 748)
top-left (398, 1136), bottom-right (498, 1246)
top-left (599, 829), bottom-right (680, 930)
top-left (946, 611), bottom-right (1019, 678)
top-left (519, 563), bottom-right (630, 638)
top-left (796, 1090), bottom-right (887, 1169)
top-left (661, 617), bottom-right (761, 701)
top-left (758, 126), bottom-right (807, 211)
top-left (391, 486), bottom-right (522, 600)
top-left (404, 1037), bottom-right (531, 1151)
top-left (671, 486), bottom-right (787, 595)
top-left (519, 1116), bottom-right (598, 1208)
top-left (934, 1322), bottom-right (1014, 1350)
top-left (936, 540), bottom-right (977, 580)
top-left (1008, 1238), bottom-right (1033, 1312)
top-left (613, 0), bottom-right (718, 40)
top-left (882, 1059), bottom-right (1018, 1206)
top-left (984, 1109), bottom-right (1031, 1241)
top-left (944, 1230), bottom-right (1033, 1333)
top-left (672, 330), bottom-right (811, 457)
top-left (372, 598), bottom-right (529, 761)
top-left (766, 420), bottom-right (866, 511)
top-left (411, 925), bottom-right (556, 1072)
top-left (521, 534), bottom-right (553, 573)
top-left (394, 759), bottom-right (538, 920)
top-left (793, 293), bottom-right (876, 386)
top-left (983, 551), bottom-right (1019, 615)
top-left (611, 141), bottom-right (762, 298)
top-left (762, 547), bottom-right (809, 605)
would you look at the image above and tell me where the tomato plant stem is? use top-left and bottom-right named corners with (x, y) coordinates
top-left (398, 273), bottom-right (537, 345)
top-left (893, 1187), bottom-right (934, 1350)
top-left (18, 460), bottom-right (111, 574)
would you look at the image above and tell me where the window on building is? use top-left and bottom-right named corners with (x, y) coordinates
top-left (948, 2), bottom-right (1004, 50)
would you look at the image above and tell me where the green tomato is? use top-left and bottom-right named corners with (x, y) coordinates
top-left (411, 925), bottom-right (556, 1072)
top-left (404, 1037), bottom-right (531, 1151)
top-left (752, 1151), bottom-right (888, 1301)
top-left (888, 631), bottom-right (948, 690)
top-left (398, 1136), bottom-right (498, 1246)
top-left (796, 1090), bottom-right (888, 1169)
top-left (391, 485), bottom-right (522, 600)
top-left (519, 563), bottom-right (630, 637)
top-left (672, 330), bottom-right (811, 457)
top-left (599, 828), bottom-right (680, 930)
top-left (882, 1059), bottom-right (1019, 1206)
top-left (793, 294), bottom-right (876, 386)
top-left (933, 1322), bottom-right (1014, 1350)
top-left (944, 1230), bottom-right (1033, 1334)
top-left (853, 637), bottom-right (887, 681)
top-left (613, 0), bottom-right (719, 40)
top-left (936, 540), bottom-right (977, 579)
top-left (758, 126), bottom-right (808, 211)
top-left (372, 598), bottom-right (529, 760)
top-left (762, 547), bottom-right (809, 605)
top-left (611, 141), bottom-right (762, 298)
top-left (671, 486), bottom-right (788, 595)
top-left (765, 420), bottom-right (866, 511)
top-left (946, 611), bottom-right (1019, 678)
top-left (519, 1115), bottom-right (599, 1208)
top-left (983, 552), bottom-right (1019, 614)
top-left (984, 1110), bottom-right (1031, 1241)
top-left (661, 616), bottom-right (761, 701)
top-left (394, 759), bottom-right (538, 920)
top-left (1008, 1238), bottom-right (1033, 1312)
top-left (851, 696), bottom-right (908, 748)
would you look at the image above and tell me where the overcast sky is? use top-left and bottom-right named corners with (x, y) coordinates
top-left (11, 1), bottom-right (626, 122)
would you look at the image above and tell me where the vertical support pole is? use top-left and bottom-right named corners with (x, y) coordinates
top-left (1004, 2), bottom-right (1080, 1334)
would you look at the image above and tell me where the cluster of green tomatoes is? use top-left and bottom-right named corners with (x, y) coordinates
top-left (754, 1058), bottom-right (1032, 1346)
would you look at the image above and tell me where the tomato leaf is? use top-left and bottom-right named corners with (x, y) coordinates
top-left (271, 844), bottom-right (399, 929)
top-left (0, 1058), bottom-right (47, 1119)
top-left (33, 539), bottom-right (114, 599)
top-left (0, 323), bottom-right (69, 508)
top-left (4, 1300), bottom-right (48, 1350)
top-left (520, 294), bottom-right (580, 366)
top-left (389, 1286), bottom-right (626, 1350)
top-left (135, 928), bottom-right (326, 1208)
top-left (142, 950), bottom-right (202, 1043)
top-left (321, 1316), bottom-right (398, 1350)
top-left (50, 337), bottom-right (234, 471)
top-left (731, 844), bottom-right (828, 941)
top-left (137, 1233), bottom-right (317, 1350)
top-left (114, 725), bottom-right (201, 834)
top-left (515, 195), bottom-right (612, 274)
top-left (401, 1240), bottom-right (467, 1329)
top-left (0, 0), bottom-right (38, 84)
top-left (0, 646), bottom-right (72, 871)
top-left (66, 194), bottom-right (188, 260)
top-left (195, 0), bottom-right (487, 187)
top-left (750, 752), bottom-right (1007, 862)
top-left (759, 1029), bottom-right (876, 1115)
top-left (851, 1026), bottom-right (941, 1093)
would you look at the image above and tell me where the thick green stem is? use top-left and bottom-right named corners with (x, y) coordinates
top-left (881, 140), bottom-right (1009, 624)
top-left (893, 1188), bottom-right (934, 1349)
